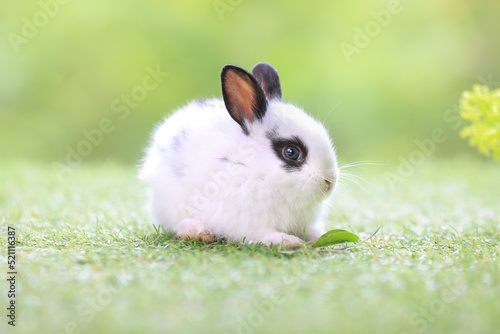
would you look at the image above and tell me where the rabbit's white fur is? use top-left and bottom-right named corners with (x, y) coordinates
top-left (139, 64), bottom-right (338, 246)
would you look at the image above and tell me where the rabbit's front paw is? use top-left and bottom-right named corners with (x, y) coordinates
top-left (305, 226), bottom-right (327, 242)
top-left (174, 218), bottom-right (215, 243)
top-left (260, 232), bottom-right (304, 248)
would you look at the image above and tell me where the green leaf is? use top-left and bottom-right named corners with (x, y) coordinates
top-left (312, 229), bottom-right (360, 248)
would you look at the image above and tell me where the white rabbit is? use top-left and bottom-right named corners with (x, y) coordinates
top-left (139, 63), bottom-right (339, 247)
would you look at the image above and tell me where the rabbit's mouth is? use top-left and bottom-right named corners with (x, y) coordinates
top-left (319, 169), bottom-right (337, 194)
top-left (324, 179), bottom-right (333, 192)
top-left (323, 179), bottom-right (337, 195)
top-left (310, 178), bottom-right (336, 201)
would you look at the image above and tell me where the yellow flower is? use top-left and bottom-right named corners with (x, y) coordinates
top-left (460, 85), bottom-right (500, 161)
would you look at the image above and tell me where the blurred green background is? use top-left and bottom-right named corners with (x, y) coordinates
top-left (1, 0), bottom-right (499, 166)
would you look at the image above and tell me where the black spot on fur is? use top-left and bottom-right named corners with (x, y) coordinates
top-left (168, 129), bottom-right (189, 177)
top-left (194, 99), bottom-right (218, 108)
top-left (266, 127), bottom-right (279, 140)
top-left (267, 131), bottom-right (309, 172)
top-left (171, 129), bottom-right (188, 152)
top-left (194, 99), bottom-right (206, 107)
top-left (170, 161), bottom-right (185, 177)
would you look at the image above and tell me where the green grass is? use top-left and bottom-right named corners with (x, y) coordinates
top-left (1, 158), bottom-right (499, 334)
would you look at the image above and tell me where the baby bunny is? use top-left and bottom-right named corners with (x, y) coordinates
top-left (139, 62), bottom-right (339, 247)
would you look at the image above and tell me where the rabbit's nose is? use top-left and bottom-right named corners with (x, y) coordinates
top-left (324, 179), bottom-right (332, 191)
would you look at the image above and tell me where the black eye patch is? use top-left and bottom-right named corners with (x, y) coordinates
top-left (267, 132), bottom-right (309, 172)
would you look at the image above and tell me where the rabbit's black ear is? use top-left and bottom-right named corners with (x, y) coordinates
top-left (252, 62), bottom-right (282, 100)
top-left (221, 65), bottom-right (268, 135)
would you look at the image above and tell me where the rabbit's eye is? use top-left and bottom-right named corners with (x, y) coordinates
top-left (268, 134), bottom-right (308, 171)
top-left (282, 145), bottom-right (303, 162)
